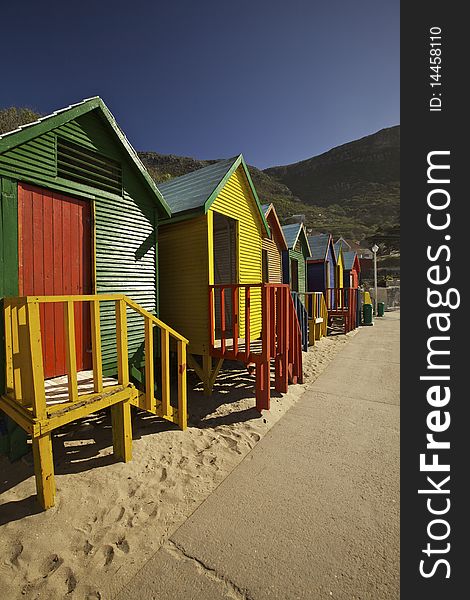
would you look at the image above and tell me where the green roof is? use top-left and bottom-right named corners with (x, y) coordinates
top-left (158, 154), bottom-right (269, 235)
top-left (0, 97), bottom-right (171, 218)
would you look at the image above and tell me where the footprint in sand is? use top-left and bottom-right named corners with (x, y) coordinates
top-left (103, 545), bottom-right (114, 567)
top-left (42, 553), bottom-right (64, 578)
top-left (65, 567), bottom-right (77, 593)
top-left (220, 435), bottom-right (242, 454)
top-left (83, 540), bottom-right (94, 556)
top-left (116, 536), bottom-right (130, 554)
top-left (10, 540), bottom-right (23, 567)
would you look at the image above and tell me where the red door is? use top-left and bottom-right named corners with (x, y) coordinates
top-left (18, 183), bottom-right (93, 379)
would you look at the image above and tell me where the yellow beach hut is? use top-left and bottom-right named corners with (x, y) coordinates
top-left (157, 155), bottom-right (271, 394)
top-left (333, 240), bottom-right (344, 289)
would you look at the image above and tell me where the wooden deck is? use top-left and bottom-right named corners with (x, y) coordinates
top-left (44, 370), bottom-right (118, 405)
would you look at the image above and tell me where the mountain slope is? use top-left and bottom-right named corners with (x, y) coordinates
top-left (138, 127), bottom-right (400, 243)
top-left (0, 105), bottom-right (399, 245)
top-left (263, 126), bottom-right (400, 242)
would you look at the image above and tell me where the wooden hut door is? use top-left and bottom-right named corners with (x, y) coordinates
top-left (213, 213), bottom-right (237, 336)
top-left (18, 183), bottom-right (93, 379)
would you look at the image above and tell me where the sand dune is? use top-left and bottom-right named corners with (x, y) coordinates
top-left (0, 330), bottom-right (356, 599)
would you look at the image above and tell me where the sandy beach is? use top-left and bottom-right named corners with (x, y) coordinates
top-left (0, 330), bottom-right (356, 600)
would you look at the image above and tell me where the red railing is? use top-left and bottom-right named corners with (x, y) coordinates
top-left (325, 287), bottom-right (358, 332)
top-left (208, 283), bottom-right (303, 411)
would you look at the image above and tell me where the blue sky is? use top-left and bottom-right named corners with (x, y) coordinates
top-left (1, 0), bottom-right (399, 168)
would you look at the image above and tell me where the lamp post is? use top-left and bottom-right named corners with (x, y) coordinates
top-left (372, 244), bottom-right (379, 315)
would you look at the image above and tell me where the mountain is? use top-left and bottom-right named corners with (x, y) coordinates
top-left (264, 126), bottom-right (400, 243)
top-left (0, 105), bottom-right (399, 246)
top-left (139, 126), bottom-right (400, 245)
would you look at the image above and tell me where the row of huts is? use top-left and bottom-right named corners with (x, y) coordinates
top-left (0, 96), bottom-right (361, 508)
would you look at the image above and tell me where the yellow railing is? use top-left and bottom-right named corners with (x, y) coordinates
top-left (2, 294), bottom-right (188, 510)
top-left (297, 292), bottom-right (328, 345)
top-left (3, 294), bottom-right (188, 430)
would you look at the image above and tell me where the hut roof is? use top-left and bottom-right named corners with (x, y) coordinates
top-left (0, 96), bottom-right (171, 217)
top-left (263, 203), bottom-right (288, 250)
top-left (306, 233), bottom-right (331, 261)
top-left (343, 251), bottom-right (361, 272)
top-left (158, 154), bottom-right (269, 235)
top-left (282, 223), bottom-right (311, 256)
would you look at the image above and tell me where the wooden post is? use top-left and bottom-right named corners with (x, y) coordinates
top-left (255, 360), bottom-right (270, 412)
top-left (161, 328), bottom-right (170, 416)
top-left (32, 432), bottom-right (55, 509)
top-left (4, 302), bottom-right (14, 392)
top-left (64, 301), bottom-right (79, 403)
top-left (177, 341), bottom-right (187, 431)
top-left (115, 299), bottom-right (129, 386)
top-left (144, 318), bottom-right (155, 412)
top-left (232, 286), bottom-right (239, 356)
top-left (220, 287), bottom-right (226, 354)
top-left (111, 400), bottom-right (132, 462)
top-left (244, 287), bottom-right (250, 359)
top-left (90, 300), bottom-right (103, 393)
top-left (202, 353), bottom-right (212, 396)
top-left (209, 287), bottom-right (215, 350)
top-left (27, 302), bottom-right (47, 418)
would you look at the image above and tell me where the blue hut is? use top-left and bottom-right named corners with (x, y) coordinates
top-left (306, 233), bottom-right (335, 293)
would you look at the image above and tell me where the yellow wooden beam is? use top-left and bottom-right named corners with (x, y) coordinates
top-left (161, 328), bottom-right (170, 417)
top-left (115, 299), bottom-right (129, 386)
top-left (202, 353), bottom-right (212, 396)
top-left (177, 341), bottom-right (187, 430)
top-left (0, 394), bottom-right (37, 435)
top-left (27, 302), bottom-right (47, 418)
top-left (32, 432), bottom-right (55, 509)
top-left (208, 357), bottom-right (224, 389)
top-left (90, 299), bottom-right (103, 393)
top-left (64, 301), bottom-right (79, 403)
top-left (187, 353), bottom-right (204, 382)
top-left (111, 400), bottom-right (132, 462)
top-left (4, 303), bottom-right (14, 392)
top-left (39, 387), bottom-right (135, 435)
top-left (144, 317), bottom-right (155, 412)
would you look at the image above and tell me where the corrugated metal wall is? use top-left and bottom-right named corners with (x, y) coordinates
top-left (211, 166), bottom-right (263, 339)
top-left (286, 249), bottom-right (306, 295)
top-left (262, 238), bottom-right (282, 283)
top-left (0, 111), bottom-right (159, 376)
top-left (159, 215), bottom-right (209, 356)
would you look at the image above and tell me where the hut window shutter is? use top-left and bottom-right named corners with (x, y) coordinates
top-left (57, 137), bottom-right (122, 195)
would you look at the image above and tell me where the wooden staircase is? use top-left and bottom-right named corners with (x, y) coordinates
top-left (0, 294), bottom-right (188, 509)
top-left (208, 283), bottom-right (303, 412)
top-left (325, 288), bottom-right (358, 333)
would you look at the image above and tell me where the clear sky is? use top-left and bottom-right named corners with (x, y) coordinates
top-left (1, 0), bottom-right (399, 169)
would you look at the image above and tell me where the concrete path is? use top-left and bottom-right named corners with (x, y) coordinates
top-left (115, 313), bottom-right (400, 600)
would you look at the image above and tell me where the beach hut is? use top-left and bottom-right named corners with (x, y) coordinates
top-left (0, 97), bottom-right (188, 508)
top-left (281, 223), bottom-right (311, 350)
top-left (261, 203), bottom-right (288, 283)
top-left (343, 250), bottom-right (361, 327)
top-left (333, 241), bottom-right (344, 290)
top-left (343, 251), bottom-right (361, 289)
top-left (281, 223), bottom-right (311, 294)
top-left (157, 156), bottom-right (303, 408)
top-left (306, 233), bottom-right (335, 294)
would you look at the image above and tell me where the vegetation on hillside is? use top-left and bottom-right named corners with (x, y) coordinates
top-left (0, 107), bottom-right (41, 135)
